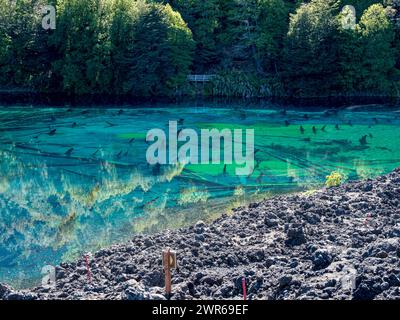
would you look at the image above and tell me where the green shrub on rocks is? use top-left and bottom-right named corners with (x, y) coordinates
top-left (326, 171), bottom-right (344, 188)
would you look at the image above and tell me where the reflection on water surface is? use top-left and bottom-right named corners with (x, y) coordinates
top-left (1, 103), bottom-right (399, 287)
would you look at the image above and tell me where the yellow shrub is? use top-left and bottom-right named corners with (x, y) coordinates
top-left (325, 171), bottom-right (343, 188)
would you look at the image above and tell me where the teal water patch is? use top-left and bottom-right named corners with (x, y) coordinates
top-left (0, 104), bottom-right (400, 287)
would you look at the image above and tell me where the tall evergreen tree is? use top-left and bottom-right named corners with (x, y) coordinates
top-left (336, 7), bottom-right (363, 94)
top-left (0, 0), bottom-right (12, 86)
top-left (51, 0), bottom-right (114, 95)
top-left (216, 0), bottom-right (289, 74)
top-left (110, 0), bottom-right (144, 95)
top-left (110, 2), bottom-right (194, 96)
top-left (0, 0), bottom-right (49, 88)
top-left (384, 0), bottom-right (400, 70)
top-left (166, 0), bottom-right (222, 73)
top-left (282, 0), bottom-right (341, 97)
top-left (356, 3), bottom-right (397, 93)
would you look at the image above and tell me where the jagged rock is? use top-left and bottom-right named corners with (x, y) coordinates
top-left (0, 283), bottom-right (11, 299)
top-left (312, 249), bottom-right (333, 270)
top-left (265, 214), bottom-right (279, 227)
top-left (278, 275), bottom-right (293, 288)
top-left (285, 223), bottom-right (306, 246)
top-left (4, 291), bottom-right (37, 301)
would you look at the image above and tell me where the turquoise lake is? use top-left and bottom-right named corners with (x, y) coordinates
top-left (1, 102), bottom-right (400, 287)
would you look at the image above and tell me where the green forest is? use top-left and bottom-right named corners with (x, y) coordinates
top-left (1, 0), bottom-right (400, 98)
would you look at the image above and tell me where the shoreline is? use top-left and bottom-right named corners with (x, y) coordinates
top-left (1, 168), bottom-right (400, 300)
top-left (1, 92), bottom-right (400, 108)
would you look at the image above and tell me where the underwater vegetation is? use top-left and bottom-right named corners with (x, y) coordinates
top-left (0, 104), bottom-right (400, 287)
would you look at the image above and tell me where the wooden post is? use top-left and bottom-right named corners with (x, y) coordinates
top-left (163, 248), bottom-right (177, 300)
top-left (165, 265), bottom-right (172, 299)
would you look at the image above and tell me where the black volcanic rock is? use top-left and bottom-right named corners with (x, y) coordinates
top-left (285, 223), bottom-right (307, 246)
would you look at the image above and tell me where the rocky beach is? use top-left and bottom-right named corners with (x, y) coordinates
top-left (1, 168), bottom-right (400, 300)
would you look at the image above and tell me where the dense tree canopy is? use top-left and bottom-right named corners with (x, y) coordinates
top-left (282, 0), bottom-right (342, 96)
top-left (281, 0), bottom-right (398, 97)
top-left (0, 0), bottom-right (49, 88)
top-left (0, 0), bottom-right (194, 96)
top-left (0, 0), bottom-right (400, 98)
top-left (356, 4), bottom-right (397, 93)
top-left (51, 0), bottom-right (114, 95)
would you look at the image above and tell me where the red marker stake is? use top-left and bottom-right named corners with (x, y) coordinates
top-left (242, 278), bottom-right (247, 301)
top-left (84, 255), bottom-right (92, 282)
top-left (364, 213), bottom-right (372, 226)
